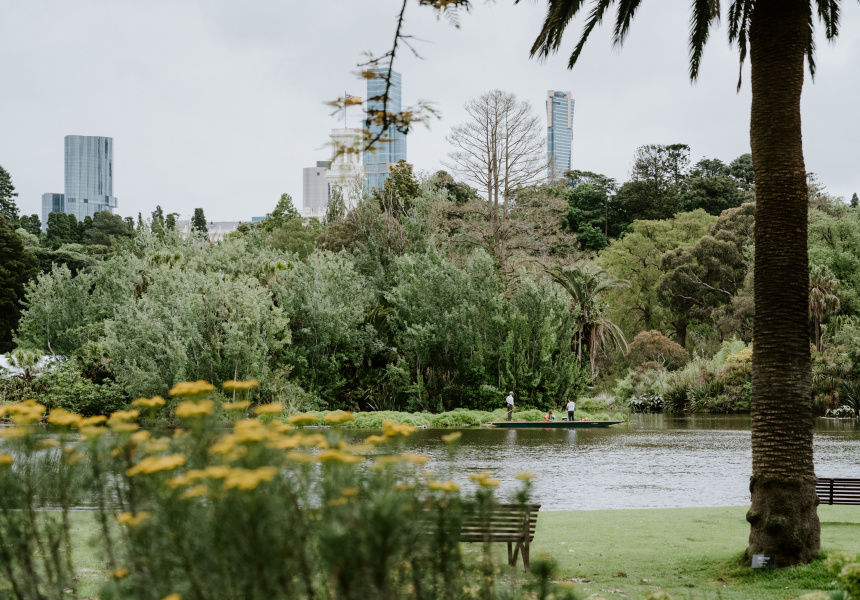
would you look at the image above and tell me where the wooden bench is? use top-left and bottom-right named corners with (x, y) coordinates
top-left (816, 478), bottom-right (860, 505)
top-left (458, 503), bottom-right (540, 571)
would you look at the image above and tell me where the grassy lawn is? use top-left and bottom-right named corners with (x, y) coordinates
top-left (515, 505), bottom-right (860, 600)
top-left (66, 505), bottom-right (860, 599)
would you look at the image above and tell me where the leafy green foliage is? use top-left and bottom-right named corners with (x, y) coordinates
top-left (191, 208), bottom-right (208, 234)
top-left (0, 164), bottom-right (18, 224)
top-left (0, 215), bottom-right (39, 353)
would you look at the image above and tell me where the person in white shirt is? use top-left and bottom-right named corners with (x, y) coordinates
top-left (566, 399), bottom-right (576, 422)
top-left (505, 391), bottom-right (515, 421)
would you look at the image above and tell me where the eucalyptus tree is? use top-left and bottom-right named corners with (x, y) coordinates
top-left (521, 0), bottom-right (848, 567)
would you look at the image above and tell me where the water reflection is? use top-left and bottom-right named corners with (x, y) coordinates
top-left (346, 415), bottom-right (859, 511)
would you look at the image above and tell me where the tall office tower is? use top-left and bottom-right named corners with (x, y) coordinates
top-left (41, 193), bottom-right (65, 230)
top-left (326, 128), bottom-right (364, 211)
top-left (363, 69), bottom-right (407, 191)
top-left (546, 91), bottom-right (574, 183)
top-left (64, 135), bottom-right (117, 220)
top-left (303, 161), bottom-right (330, 218)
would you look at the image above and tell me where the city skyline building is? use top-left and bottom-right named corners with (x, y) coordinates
top-left (64, 135), bottom-right (117, 220)
top-left (363, 69), bottom-right (407, 191)
top-left (302, 160), bottom-right (330, 218)
top-left (326, 128), bottom-right (364, 211)
top-left (546, 90), bottom-right (574, 182)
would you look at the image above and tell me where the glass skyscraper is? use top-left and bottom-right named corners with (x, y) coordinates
top-left (64, 135), bottom-right (117, 220)
top-left (546, 91), bottom-right (574, 182)
top-left (363, 69), bottom-right (407, 191)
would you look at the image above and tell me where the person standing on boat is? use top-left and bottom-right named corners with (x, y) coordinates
top-left (505, 391), bottom-right (515, 421)
top-left (566, 399), bottom-right (576, 422)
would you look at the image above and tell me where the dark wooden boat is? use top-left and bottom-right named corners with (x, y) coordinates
top-left (488, 420), bottom-right (624, 429)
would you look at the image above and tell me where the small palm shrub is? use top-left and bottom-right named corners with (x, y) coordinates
top-left (629, 393), bottom-right (664, 413)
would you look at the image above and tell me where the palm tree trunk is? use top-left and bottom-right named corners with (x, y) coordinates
top-left (746, 0), bottom-right (820, 567)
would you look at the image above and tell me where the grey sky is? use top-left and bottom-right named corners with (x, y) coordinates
top-left (1, 0), bottom-right (859, 222)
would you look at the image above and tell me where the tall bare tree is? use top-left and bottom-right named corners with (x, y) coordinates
top-left (445, 90), bottom-right (547, 271)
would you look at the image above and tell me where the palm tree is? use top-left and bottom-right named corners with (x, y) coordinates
top-left (548, 264), bottom-right (628, 377)
top-left (521, 0), bottom-right (844, 566)
top-left (809, 264), bottom-right (841, 352)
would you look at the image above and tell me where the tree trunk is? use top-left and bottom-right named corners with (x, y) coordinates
top-left (673, 319), bottom-right (687, 349)
top-left (746, 0), bottom-right (820, 567)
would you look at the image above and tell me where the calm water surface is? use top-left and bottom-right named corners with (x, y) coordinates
top-left (354, 415), bottom-right (860, 511)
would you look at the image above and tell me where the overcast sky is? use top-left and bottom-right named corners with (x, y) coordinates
top-left (1, 0), bottom-right (859, 222)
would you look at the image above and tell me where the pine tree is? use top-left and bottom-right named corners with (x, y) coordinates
top-left (851, 193), bottom-right (858, 208)
top-left (151, 206), bottom-right (165, 236)
top-left (0, 164), bottom-right (19, 224)
top-left (18, 215), bottom-right (30, 232)
top-left (192, 208), bottom-right (208, 234)
top-left (124, 216), bottom-right (134, 231)
top-left (166, 213), bottom-right (177, 230)
top-left (81, 216), bottom-right (93, 241)
top-left (137, 212), bottom-right (145, 231)
top-left (26, 214), bottom-right (41, 236)
top-left (67, 214), bottom-right (80, 243)
top-left (45, 212), bottom-right (71, 249)
top-left (0, 214), bottom-right (39, 353)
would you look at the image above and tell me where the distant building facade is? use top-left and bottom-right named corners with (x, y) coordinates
top-left (40, 193), bottom-right (65, 230)
top-left (546, 91), bottom-right (574, 182)
top-left (302, 161), bottom-right (330, 218)
top-left (326, 128), bottom-right (364, 211)
top-left (64, 135), bottom-right (117, 219)
top-left (363, 69), bottom-right (407, 191)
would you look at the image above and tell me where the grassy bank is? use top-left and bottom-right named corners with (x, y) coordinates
top-left (287, 406), bottom-right (628, 428)
top-left (518, 505), bottom-right (860, 600)
top-left (67, 505), bottom-right (860, 599)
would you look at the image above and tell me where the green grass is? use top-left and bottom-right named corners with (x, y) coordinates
top-left (515, 505), bottom-right (860, 600)
top-left (65, 505), bottom-right (860, 599)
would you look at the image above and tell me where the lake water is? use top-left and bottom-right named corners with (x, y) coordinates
top-left (357, 415), bottom-right (860, 511)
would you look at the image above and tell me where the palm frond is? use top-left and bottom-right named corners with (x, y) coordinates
top-left (727, 0), bottom-right (752, 91)
top-left (807, 7), bottom-right (818, 78)
top-left (689, 0), bottom-right (720, 80)
top-left (815, 0), bottom-right (840, 39)
top-left (613, 0), bottom-right (645, 47)
top-left (529, 0), bottom-right (591, 59)
top-left (568, 0), bottom-right (615, 68)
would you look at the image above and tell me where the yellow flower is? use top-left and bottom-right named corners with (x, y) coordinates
top-left (80, 415), bottom-right (107, 426)
top-left (317, 449), bottom-right (361, 464)
top-left (222, 379), bottom-right (260, 391)
top-left (109, 410), bottom-right (140, 422)
top-left (441, 431), bottom-right (462, 443)
top-left (254, 403), bottom-right (284, 416)
top-left (268, 421), bottom-right (293, 434)
top-left (428, 480), bottom-right (461, 492)
top-left (169, 380), bottom-right (216, 396)
top-left (479, 478), bottom-right (500, 487)
top-left (374, 455), bottom-right (403, 465)
top-left (233, 419), bottom-right (271, 443)
top-left (223, 400), bottom-right (251, 411)
top-left (7, 400), bottom-right (47, 425)
top-left (162, 594), bottom-right (182, 600)
top-left (79, 426), bottom-right (108, 439)
top-left (382, 420), bottom-right (416, 437)
top-left (111, 422), bottom-right (139, 433)
top-left (392, 483), bottom-right (415, 491)
top-left (202, 465), bottom-right (232, 479)
top-left (131, 396), bottom-right (166, 408)
top-left (340, 487), bottom-right (359, 496)
top-left (116, 511), bottom-right (151, 527)
top-left (288, 412), bottom-right (318, 426)
top-left (327, 497), bottom-right (349, 506)
top-left (36, 439), bottom-right (62, 449)
top-left (144, 438), bottom-right (171, 454)
top-left (111, 568), bottom-right (129, 580)
top-left (403, 453), bottom-right (429, 464)
top-left (175, 400), bottom-right (215, 419)
top-left (47, 408), bottom-right (83, 427)
top-left (468, 471), bottom-right (500, 486)
top-left (337, 441), bottom-right (374, 453)
top-left (299, 433), bottom-right (329, 449)
top-left (126, 454), bottom-right (187, 477)
top-left (286, 451), bottom-right (318, 463)
top-left (323, 411), bottom-right (355, 424)
top-left (515, 472), bottom-right (536, 481)
top-left (180, 485), bottom-right (208, 500)
top-left (223, 466), bottom-right (278, 490)
top-left (0, 453), bottom-right (13, 467)
top-left (468, 472), bottom-right (492, 482)
top-left (130, 431), bottom-right (150, 444)
top-left (364, 434), bottom-right (387, 445)
top-left (267, 435), bottom-right (302, 450)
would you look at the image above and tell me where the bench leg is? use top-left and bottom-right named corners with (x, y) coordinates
top-left (522, 540), bottom-right (530, 572)
top-left (511, 541), bottom-right (520, 567)
top-left (507, 541), bottom-right (513, 566)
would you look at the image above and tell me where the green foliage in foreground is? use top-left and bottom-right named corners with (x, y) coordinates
top-left (0, 395), bottom-right (577, 600)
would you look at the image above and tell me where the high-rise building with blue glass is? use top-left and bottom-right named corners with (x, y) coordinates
top-left (64, 135), bottom-right (117, 220)
top-left (546, 91), bottom-right (574, 182)
top-left (364, 69), bottom-right (407, 191)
